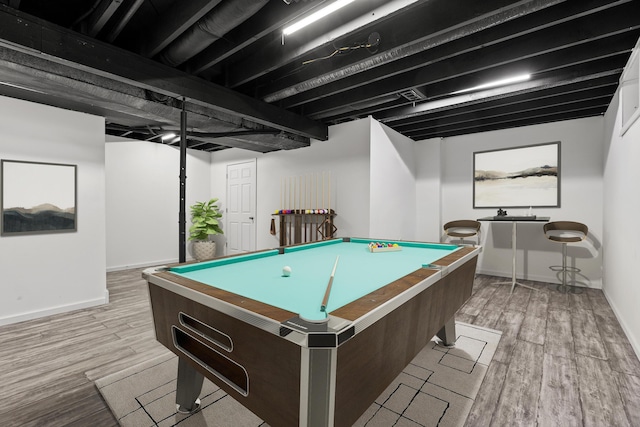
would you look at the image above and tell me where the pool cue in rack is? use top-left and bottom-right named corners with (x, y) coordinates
top-left (273, 172), bottom-right (337, 245)
top-left (274, 171), bottom-right (333, 215)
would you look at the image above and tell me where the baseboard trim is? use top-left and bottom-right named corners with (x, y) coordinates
top-left (0, 294), bottom-right (109, 327)
top-left (106, 258), bottom-right (192, 272)
top-left (601, 290), bottom-right (640, 362)
top-left (476, 268), bottom-right (602, 289)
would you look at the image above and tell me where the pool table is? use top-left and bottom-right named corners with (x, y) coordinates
top-left (144, 237), bottom-right (479, 427)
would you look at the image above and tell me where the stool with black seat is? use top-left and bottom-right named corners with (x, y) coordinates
top-left (443, 220), bottom-right (481, 246)
top-left (543, 221), bottom-right (588, 293)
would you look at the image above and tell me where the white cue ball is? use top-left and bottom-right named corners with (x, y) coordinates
top-left (282, 266), bottom-right (292, 277)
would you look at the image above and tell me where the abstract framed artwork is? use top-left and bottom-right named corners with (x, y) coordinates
top-left (473, 142), bottom-right (560, 208)
top-left (1, 159), bottom-right (77, 235)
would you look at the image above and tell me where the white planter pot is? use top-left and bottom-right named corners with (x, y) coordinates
top-left (192, 240), bottom-right (216, 261)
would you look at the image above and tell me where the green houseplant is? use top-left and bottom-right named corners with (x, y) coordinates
top-left (189, 198), bottom-right (223, 260)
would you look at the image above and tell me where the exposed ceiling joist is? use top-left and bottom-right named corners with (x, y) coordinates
top-left (86, 0), bottom-right (124, 37)
top-left (259, 0), bottom-right (565, 103)
top-left (103, 0), bottom-right (144, 43)
top-left (184, 0), bottom-right (332, 76)
top-left (266, 0), bottom-right (631, 109)
top-left (302, 20), bottom-right (639, 119)
top-left (0, 4), bottom-right (327, 141)
top-left (225, 0), bottom-right (399, 88)
top-left (128, 0), bottom-right (222, 58)
top-left (386, 74), bottom-right (619, 128)
top-left (0, 0), bottom-right (637, 150)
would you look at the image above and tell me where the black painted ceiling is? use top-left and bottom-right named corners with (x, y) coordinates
top-left (0, 0), bottom-right (638, 152)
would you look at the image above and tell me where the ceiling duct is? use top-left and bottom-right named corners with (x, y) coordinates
top-left (398, 87), bottom-right (426, 102)
top-left (158, 0), bottom-right (268, 67)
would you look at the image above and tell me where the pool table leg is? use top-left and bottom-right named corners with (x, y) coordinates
top-left (436, 316), bottom-right (457, 347)
top-left (302, 347), bottom-right (337, 427)
top-left (176, 358), bottom-right (204, 413)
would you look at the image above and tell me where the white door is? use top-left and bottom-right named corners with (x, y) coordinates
top-left (226, 160), bottom-right (257, 255)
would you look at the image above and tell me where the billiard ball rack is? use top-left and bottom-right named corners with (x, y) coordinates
top-left (368, 242), bottom-right (402, 252)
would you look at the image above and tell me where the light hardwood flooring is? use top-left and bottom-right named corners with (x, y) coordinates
top-left (0, 268), bottom-right (166, 427)
top-left (463, 276), bottom-right (640, 427)
top-left (0, 271), bottom-right (639, 426)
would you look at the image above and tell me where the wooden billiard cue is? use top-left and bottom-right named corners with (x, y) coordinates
top-left (328, 171), bottom-right (331, 214)
top-left (320, 256), bottom-right (339, 312)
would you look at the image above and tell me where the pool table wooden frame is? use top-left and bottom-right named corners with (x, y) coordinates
top-left (144, 238), bottom-right (479, 427)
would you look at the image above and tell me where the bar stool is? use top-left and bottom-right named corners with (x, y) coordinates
top-left (443, 220), bottom-right (481, 246)
top-left (543, 221), bottom-right (588, 293)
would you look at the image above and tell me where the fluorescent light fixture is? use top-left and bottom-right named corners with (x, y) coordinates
top-left (453, 73), bottom-right (531, 94)
top-left (160, 132), bottom-right (176, 141)
top-left (0, 81), bottom-right (47, 94)
top-left (283, 0), bottom-right (356, 36)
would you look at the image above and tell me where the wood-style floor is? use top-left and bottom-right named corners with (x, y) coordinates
top-left (0, 270), bottom-right (639, 426)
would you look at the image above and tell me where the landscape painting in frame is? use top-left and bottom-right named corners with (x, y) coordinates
top-left (473, 142), bottom-right (560, 208)
top-left (1, 160), bottom-right (77, 235)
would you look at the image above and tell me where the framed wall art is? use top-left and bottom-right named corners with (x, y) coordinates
top-left (1, 159), bottom-right (77, 235)
top-left (473, 142), bottom-right (560, 209)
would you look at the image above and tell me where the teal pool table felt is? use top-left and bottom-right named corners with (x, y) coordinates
top-left (171, 239), bottom-right (459, 321)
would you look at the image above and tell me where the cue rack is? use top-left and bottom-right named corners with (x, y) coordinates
top-left (273, 210), bottom-right (337, 246)
top-left (273, 172), bottom-right (336, 246)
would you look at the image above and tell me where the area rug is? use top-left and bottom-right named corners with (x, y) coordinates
top-left (95, 323), bottom-right (501, 427)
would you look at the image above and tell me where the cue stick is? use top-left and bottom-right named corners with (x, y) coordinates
top-left (298, 175), bottom-right (301, 213)
top-left (287, 177), bottom-right (291, 209)
top-left (320, 256), bottom-right (339, 312)
top-left (328, 171), bottom-right (331, 214)
top-left (308, 174), bottom-right (311, 212)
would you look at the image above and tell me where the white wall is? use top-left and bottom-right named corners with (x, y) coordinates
top-left (602, 89), bottom-right (640, 356)
top-left (105, 137), bottom-right (212, 270)
top-left (369, 120), bottom-right (417, 240)
top-left (209, 117), bottom-right (422, 253)
top-left (415, 138), bottom-right (442, 242)
top-left (436, 117), bottom-right (604, 287)
top-left (0, 96), bottom-right (107, 325)
top-left (210, 119), bottom-right (372, 252)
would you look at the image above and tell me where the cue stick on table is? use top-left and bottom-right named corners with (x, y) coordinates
top-left (320, 256), bottom-right (339, 312)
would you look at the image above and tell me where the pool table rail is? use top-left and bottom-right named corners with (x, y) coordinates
top-left (144, 243), bottom-right (480, 347)
top-left (147, 268), bottom-right (353, 350)
top-left (330, 245), bottom-right (478, 325)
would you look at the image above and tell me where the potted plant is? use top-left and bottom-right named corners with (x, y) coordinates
top-left (189, 198), bottom-right (223, 260)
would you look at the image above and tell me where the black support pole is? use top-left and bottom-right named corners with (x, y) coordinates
top-left (179, 99), bottom-right (187, 263)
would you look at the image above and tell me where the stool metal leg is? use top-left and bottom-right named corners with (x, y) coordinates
top-left (559, 242), bottom-right (568, 293)
top-left (550, 242), bottom-right (583, 293)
